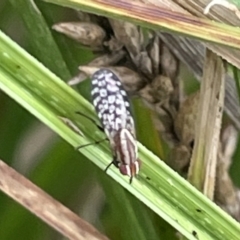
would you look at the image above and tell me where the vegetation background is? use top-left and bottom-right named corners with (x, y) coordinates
top-left (1, 0), bottom-right (240, 239)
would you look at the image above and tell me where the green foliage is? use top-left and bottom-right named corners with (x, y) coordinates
top-left (0, 1), bottom-right (240, 240)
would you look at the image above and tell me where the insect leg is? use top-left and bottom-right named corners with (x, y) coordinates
top-left (75, 138), bottom-right (108, 150)
top-left (104, 157), bottom-right (133, 184)
top-left (75, 111), bottom-right (103, 132)
top-left (75, 111), bottom-right (107, 149)
top-left (104, 157), bottom-right (118, 172)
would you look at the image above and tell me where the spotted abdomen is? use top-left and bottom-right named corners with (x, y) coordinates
top-left (91, 69), bottom-right (135, 138)
top-left (91, 68), bottom-right (140, 183)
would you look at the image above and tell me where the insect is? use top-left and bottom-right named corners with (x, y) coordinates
top-left (87, 68), bottom-right (140, 183)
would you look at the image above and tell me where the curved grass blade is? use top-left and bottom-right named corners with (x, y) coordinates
top-left (45, 0), bottom-right (240, 50)
top-left (0, 30), bottom-right (240, 240)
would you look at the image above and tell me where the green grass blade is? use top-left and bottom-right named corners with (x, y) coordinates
top-left (0, 30), bottom-right (240, 240)
top-left (9, 0), bottom-right (70, 80)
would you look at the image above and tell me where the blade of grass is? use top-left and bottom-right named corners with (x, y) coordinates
top-left (100, 175), bottom-right (163, 240)
top-left (44, 0), bottom-right (240, 49)
top-left (188, 50), bottom-right (225, 199)
top-left (0, 160), bottom-right (109, 240)
top-left (0, 139), bottom-right (95, 239)
top-left (232, 66), bottom-right (240, 104)
top-left (9, 0), bottom-right (70, 80)
top-left (0, 30), bottom-right (240, 240)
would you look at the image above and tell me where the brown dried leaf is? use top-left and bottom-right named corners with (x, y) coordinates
top-left (0, 160), bottom-right (109, 240)
top-left (188, 49), bottom-right (225, 199)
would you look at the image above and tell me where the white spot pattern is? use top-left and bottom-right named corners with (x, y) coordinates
top-left (100, 89), bottom-right (107, 97)
top-left (92, 79), bottom-right (98, 85)
top-left (91, 69), bottom-right (135, 138)
top-left (108, 95), bottom-right (115, 104)
top-left (90, 69), bottom-right (139, 181)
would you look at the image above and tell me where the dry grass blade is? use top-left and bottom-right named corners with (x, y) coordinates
top-left (0, 160), bottom-right (109, 240)
top-left (168, 0), bottom-right (240, 68)
top-left (141, 0), bottom-right (240, 69)
top-left (188, 49), bottom-right (225, 199)
top-left (45, 0), bottom-right (240, 49)
top-left (159, 33), bottom-right (240, 130)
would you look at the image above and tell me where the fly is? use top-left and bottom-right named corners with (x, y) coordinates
top-left (79, 68), bottom-right (140, 183)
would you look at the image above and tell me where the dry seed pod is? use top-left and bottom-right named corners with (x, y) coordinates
top-left (79, 66), bottom-right (146, 94)
top-left (76, 11), bottom-right (92, 22)
top-left (134, 51), bottom-right (153, 78)
top-left (155, 101), bottom-right (177, 123)
top-left (221, 125), bottom-right (238, 165)
top-left (76, 11), bottom-right (112, 33)
top-left (151, 75), bottom-right (174, 103)
top-left (68, 73), bottom-right (87, 86)
top-left (138, 84), bottom-right (156, 104)
top-left (160, 45), bottom-right (179, 81)
top-left (52, 22), bottom-right (106, 50)
top-left (108, 19), bottom-right (143, 59)
top-left (174, 91), bottom-right (199, 146)
top-left (151, 108), bottom-right (178, 147)
top-left (104, 36), bottom-right (124, 52)
top-left (68, 51), bottom-right (126, 85)
top-left (168, 144), bottom-right (191, 172)
top-left (138, 75), bottom-right (173, 104)
top-left (146, 35), bottom-right (160, 76)
top-left (76, 11), bottom-right (100, 23)
top-left (216, 156), bottom-right (240, 220)
top-left (215, 126), bottom-right (240, 220)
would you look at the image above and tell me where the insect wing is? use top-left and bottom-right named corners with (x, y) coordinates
top-left (91, 68), bottom-right (140, 182)
top-left (91, 69), bottom-right (135, 138)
